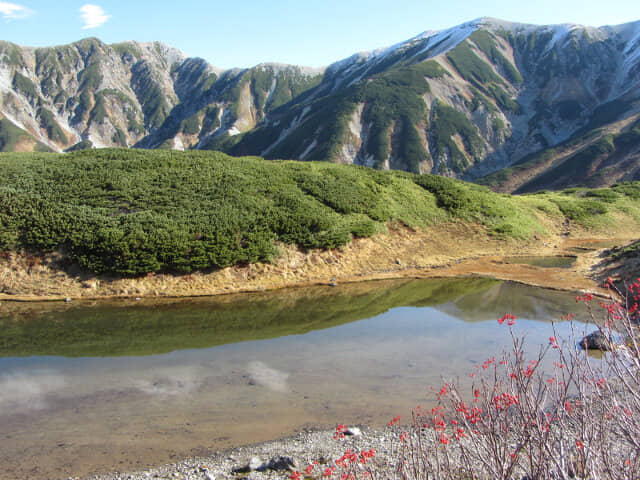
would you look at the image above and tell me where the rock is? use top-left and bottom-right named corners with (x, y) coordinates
top-left (262, 456), bottom-right (298, 472)
top-left (345, 427), bottom-right (362, 437)
top-left (232, 457), bottom-right (263, 474)
top-left (580, 330), bottom-right (613, 351)
top-left (249, 457), bottom-right (263, 471)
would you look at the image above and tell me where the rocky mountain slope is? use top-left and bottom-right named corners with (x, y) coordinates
top-left (0, 38), bottom-right (322, 152)
top-left (2, 17), bottom-right (640, 190)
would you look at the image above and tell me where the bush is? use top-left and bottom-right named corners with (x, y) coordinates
top-left (297, 282), bottom-right (640, 480)
top-left (0, 149), bottom-right (636, 275)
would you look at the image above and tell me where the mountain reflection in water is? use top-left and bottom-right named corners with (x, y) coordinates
top-left (0, 278), bottom-right (592, 480)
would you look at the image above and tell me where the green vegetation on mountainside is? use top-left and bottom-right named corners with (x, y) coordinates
top-left (0, 149), bottom-right (639, 276)
top-left (0, 117), bottom-right (51, 152)
top-left (446, 41), bottom-right (520, 113)
top-left (479, 120), bottom-right (640, 193)
top-left (221, 60), bottom-right (449, 172)
top-left (11, 72), bottom-right (38, 100)
top-left (469, 31), bottom-right (523, 85)
top-left (354, 64), bottom-right (435, 170)
top-left (430, 100), bottom-right (483, 173)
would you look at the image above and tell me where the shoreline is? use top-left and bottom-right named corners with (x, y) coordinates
top-left (0, 225), bottom-right (627, 304)
top-left (83, 425), bottom-right (403, 480)
top-left (1, 228), bottom-right (633, 480)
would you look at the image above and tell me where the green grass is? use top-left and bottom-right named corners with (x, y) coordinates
top-left (0, 149), bottom-right (638, 276)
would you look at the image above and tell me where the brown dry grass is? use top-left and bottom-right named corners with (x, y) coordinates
top-left (0, 218), bottom-right (632, 303)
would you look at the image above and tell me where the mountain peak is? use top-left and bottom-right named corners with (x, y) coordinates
top-left (252, 62), bottom-right (325, 76)
top-left (1, 17), bottom-right (640, 192)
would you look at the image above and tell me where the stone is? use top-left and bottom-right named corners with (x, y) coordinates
top-left (265, 456), bottom-right (298, 471)
top-left (580, 330), bottom-right (613, 351)
top-left (248, 457), bottom-right (263, 471)
top-left (232, 457), bottom-right (263, 474)
top-left (345, 427), bottom-right (362, 436)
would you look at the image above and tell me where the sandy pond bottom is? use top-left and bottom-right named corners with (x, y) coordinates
top-left (0, 277), bottom-right (594, 480)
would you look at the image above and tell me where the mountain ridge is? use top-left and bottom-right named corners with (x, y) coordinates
top-left (2, 17), bottom-right (640, 191)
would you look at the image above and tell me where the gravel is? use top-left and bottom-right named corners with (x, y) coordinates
top-left (83, 426), bottom-right (400, 480)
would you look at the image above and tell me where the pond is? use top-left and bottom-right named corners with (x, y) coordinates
top-left (502, 255), bottom-right (576, 268)
top-left (0, 277), bottom-right (593, 480)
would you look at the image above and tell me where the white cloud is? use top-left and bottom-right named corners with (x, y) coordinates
top-left (0, 371), bottom-right (66, 412)
top-left (247, 361), bottom-right (289, 392)
top-left (80, 3), bottom-right (110, 29)
top-left (0, 2), bottom-right (33, 20)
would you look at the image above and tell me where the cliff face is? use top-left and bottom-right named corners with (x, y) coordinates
top-left (2, 17), bottom-right (640, 191)
top-left (0, 38), bottom-right (322, 152)
top-left (219, 18), bottom-right (640, 187)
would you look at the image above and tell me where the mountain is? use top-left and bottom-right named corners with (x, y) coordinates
top-left (0, 38), bottom-right (323, 152)
top-left (1, 17), bottom-right (640, 191)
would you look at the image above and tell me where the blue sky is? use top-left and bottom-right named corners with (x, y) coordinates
top-left (1, 1), bottom-right (640, 69)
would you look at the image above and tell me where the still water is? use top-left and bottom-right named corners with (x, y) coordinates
top-left (0, 277), bottom-right (592, 479)
top-left (503, 255), bottom-right (576, 268)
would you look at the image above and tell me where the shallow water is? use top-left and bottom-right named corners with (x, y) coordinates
top-left (503, 255), bottom-right (576, 268)
top-left (0, 278), bottom-right (594, 479)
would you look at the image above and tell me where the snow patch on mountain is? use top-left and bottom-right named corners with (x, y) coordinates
top-left (622, 22), bottom-right (640, 74)
top-left (254, 62), bottom-right (324, 77)
top-left (413, 20), bottom-right (479, 58)
top-left (299, 139), bottom-right (317, 160)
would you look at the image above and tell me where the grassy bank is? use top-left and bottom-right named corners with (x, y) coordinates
top-left (1, 148), bottom-right (640, 277)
